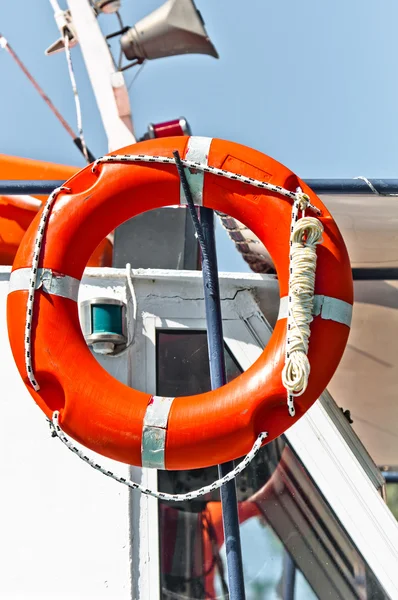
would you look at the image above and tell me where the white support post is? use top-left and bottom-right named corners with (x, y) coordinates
top-left (67, 0), bottom-right (136, 151)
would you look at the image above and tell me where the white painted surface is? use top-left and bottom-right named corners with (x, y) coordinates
top-left (3, 265), bottom-right (398, 598)
top-left (1, 265), bottom-right (278, 599)
top-left (0, 272), bottom-right (131, 599)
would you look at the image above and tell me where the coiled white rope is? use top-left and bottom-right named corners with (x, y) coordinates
top-left (50, 412), bottom-right (267, 501)
top-left (64, 33), bottom-right (89, 163)
top-left (282, 191), bottom-right (324, 416)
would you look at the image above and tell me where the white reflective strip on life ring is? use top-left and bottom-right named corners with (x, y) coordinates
top-left (278, 295), bottom-right (353, 327)
top-left (9, 268), bottom-right (80, 302)
top-left (141, 396), bottom-right (174, 470)
top-left (180, 136), bottom-right (213, 206)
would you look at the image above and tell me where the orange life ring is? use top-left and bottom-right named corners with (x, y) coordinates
top-left (7, 137), bottom-right (353, 470)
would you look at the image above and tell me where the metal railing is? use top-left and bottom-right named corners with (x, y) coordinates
top-left (4, 178), bottom-right (398, 281)
top-left (3, 178), bottom-right (398, 196)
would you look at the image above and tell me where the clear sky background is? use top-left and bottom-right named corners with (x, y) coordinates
top-left (1, 0), bottom-right (398, 270)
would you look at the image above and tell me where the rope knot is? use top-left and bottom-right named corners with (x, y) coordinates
top-left (295, 190), bottom-right (311, 212)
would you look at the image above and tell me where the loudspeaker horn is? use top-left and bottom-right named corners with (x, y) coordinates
top-left (121, 0), bottom-right (218, 61)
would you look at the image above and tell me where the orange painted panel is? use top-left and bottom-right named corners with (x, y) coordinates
top-left (0, 155), bottom-right (112, 266)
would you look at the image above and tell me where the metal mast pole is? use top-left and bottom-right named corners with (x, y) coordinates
top-left (66, 0), bottom-right (135, 150)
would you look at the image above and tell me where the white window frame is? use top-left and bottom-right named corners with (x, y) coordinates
top-left (131, 289), bottom-right (266, 600)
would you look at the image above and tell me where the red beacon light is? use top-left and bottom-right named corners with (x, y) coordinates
top-left (140, 117), bottom-right (192, 140)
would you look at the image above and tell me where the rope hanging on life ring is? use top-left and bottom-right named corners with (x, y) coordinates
top-left (282, 193), bottom-right (324, 416)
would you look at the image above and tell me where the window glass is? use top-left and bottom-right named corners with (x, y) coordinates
top-left (156, 330), bottom-right (241, 397)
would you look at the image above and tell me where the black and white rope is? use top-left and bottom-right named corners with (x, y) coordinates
top-left (25, 155), bottom-right (321, 404)
top-left (64, 33), bottom-right (89, 163)
top-left (50, 412), bottom-right (268, 501)
top-left (24, 186), bottom-right (71, 392)
top-left (91, 153), bottom-right (322, 215)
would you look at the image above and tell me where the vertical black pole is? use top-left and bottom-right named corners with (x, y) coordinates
top-left (200, 206), bottom-right (247, 600)
top-left (173, 151), bottom-right (246, 599)
top-left (282, 552), bottom-right (296, 600)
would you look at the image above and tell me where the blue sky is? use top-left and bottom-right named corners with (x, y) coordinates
top-left (2, 0), bottom-right (398, 269)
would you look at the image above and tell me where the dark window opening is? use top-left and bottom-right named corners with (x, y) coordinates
top-left (156, 329), bottom-right (241, 398)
